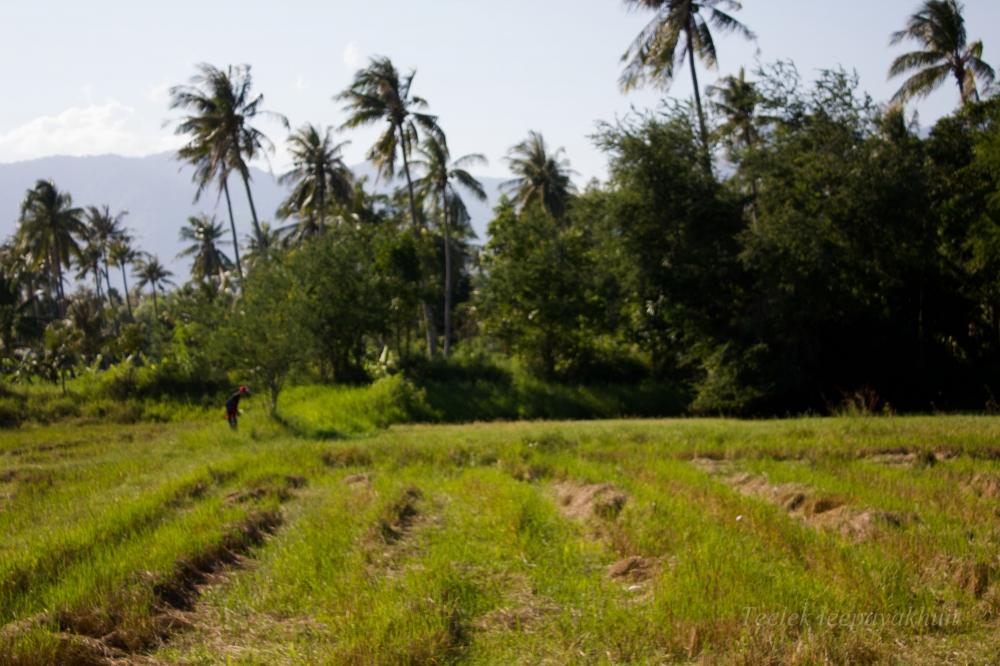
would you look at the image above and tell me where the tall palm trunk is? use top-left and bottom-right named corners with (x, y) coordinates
top-left (27, 275), bottom-right (39, 320)
top-left (398, 126), bottom-right (438, 357)
top-left (442, 193), bottom-right (453, 357)
top-left (151, 286), bottom-right (159, 320)
top-left (317, 182), bottom-right (326, 233)
top-left (52, 245), bottom-right (66, 317)
top-left (102, 261), bottom-right (115, 311)
top-left (119, 262), bottom-right (133, 320)
top-left (222, 180), bottom-right (244, 278)
top-left (686, 22), bottom-right (712, 174)
top-left (238, 167), bottom-right (264, 246)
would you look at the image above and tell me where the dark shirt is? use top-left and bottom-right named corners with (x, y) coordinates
top-left (225, 391), bottom-right (243, 414)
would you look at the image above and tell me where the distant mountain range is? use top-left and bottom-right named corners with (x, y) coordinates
top-left (0, 153), bottom-right (506, 278)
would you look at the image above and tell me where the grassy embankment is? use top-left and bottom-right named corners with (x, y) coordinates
top-left (3, 409), bottom-right (1000, 664)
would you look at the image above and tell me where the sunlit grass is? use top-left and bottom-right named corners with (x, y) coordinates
top-left (3, 414), bottom-right (1000, 663)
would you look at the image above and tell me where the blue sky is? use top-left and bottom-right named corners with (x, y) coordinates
top-left (0, 0), bottom-right (998, 182)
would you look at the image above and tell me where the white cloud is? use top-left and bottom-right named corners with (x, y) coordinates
top-left (0, 101), bottom-right (181, 162)
top-left (343, 42), bottom-right (361, 69)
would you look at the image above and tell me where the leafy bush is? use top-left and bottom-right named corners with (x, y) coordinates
top-left (97, 355), bottom-right (227, 403)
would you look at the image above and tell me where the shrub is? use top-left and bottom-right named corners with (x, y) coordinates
top-left (367, 375), bottom-right (439, 427)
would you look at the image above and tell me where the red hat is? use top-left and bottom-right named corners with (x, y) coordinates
top-left (239, 385), bottom-right (249, 394)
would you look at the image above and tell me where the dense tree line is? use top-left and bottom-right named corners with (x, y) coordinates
top-left (0, 0), bottom-right (997, 415)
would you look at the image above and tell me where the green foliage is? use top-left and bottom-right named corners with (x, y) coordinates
top-left (289, 227), bottom-right (389, 383)
top-left (478, 199), bottom-right (609, 379)
top-left (593, 103), bottom-right (744, 382)
top-left (219, 255), bottom-right (308, 413)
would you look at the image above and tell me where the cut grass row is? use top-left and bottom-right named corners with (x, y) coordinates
top-left (158, 418), bottom-right (1000, 663)
top-left (3, 415), bottom-right (1000, 663)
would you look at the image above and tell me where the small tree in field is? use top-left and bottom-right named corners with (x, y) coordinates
top-left (221, 258), bottom-right (306, 414)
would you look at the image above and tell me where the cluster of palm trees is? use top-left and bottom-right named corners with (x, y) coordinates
top-left (167, 54), bottom-right (579, 358)
top-left (8, 180), bottom-right (173, 327)
top-left (4, 0), bottom-right (989, 366)
top-left (620, 0), bottom-right (994, 170)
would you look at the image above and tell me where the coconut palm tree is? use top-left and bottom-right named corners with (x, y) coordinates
top-left (337, 55), bottom-right (443, 355)
top-left (175, 130), bottom-right (245, 278)
top-left (620, 0), bottom-right (755, 169)
top-left (889, 0), bottom-right (995, 107)
top-left (16, 180), bottom-right (85, 314)
top-left (82, 205), bottom-right (127, 309)
top-left (243, 222), bottom-right (284, 267)
top-left (337, 56), bottom-right (440, 229)
top-left (107, 235), bottom-right (139, 320)
top-left (171, 63), bottom-right (287, 274)
top-left (412, 134), bottom-right (487, 356)
top-left (502, 131), bottom-right (576, 219)
top-left (133, 255), bottom-right (175, 319)
top-left (75, 236), bottom-right (105, 301)
top-left (707, 67), bottom-right (762, 158)
top-left (178, 215), bottom-right (233, 284)
top-left (277, 124), bottom-right (355, 242)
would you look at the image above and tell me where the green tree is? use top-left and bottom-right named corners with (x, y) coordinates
top-left (337, 55), bottom-right (442, 355)
top-left (594, 104), bottom-right (744, 397)
top-left (75, 235), bottom-right (105, 303)
top-left (478, 199), bottom-right (602, 378)
top-left (171, 63), bottom-right (287, 274)
top-left (133, 255), bottom-right (176, 319)
top-left (620, 0), bottom-right (755, 169)
top-left (221, 257), bottom-right (307, 413)
top-left (733, 69), bottom-right (942, 411)
top-left (889, 0), bottom-right (995, 106)
top-left (337, 56), bottom-right (440, 229)
top-left (707, 67), bottom-right (762, 159)
top-left (277, 124), bottom-right (355, 242)
top-left (16, 180), bottom-right (85, 314)
top-left (41, 319), bottom-right (81, 395)
top-left (82, 205), bottom-right (127, 310)
top-left (178, 215), bottom-right (234, 284)
top-left (66, 292), bottom-right (107, 361)
top-left (290, 227), bottom-right (390, 382)
top-left (502, 131), bottom-right (576, 219)
top-left (412, 133), bottom-right (487, 356)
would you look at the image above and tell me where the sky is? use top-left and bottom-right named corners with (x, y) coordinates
top-left (0, 0), bottom-right (998, 183)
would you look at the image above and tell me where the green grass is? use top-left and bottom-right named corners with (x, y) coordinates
top-left (3, 414), bottom-right (1000, 664)
top-left (276, 374), bottom-right (686, 437)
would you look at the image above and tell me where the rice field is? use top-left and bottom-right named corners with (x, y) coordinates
top-left (2, 412), bottom-right (1000, 664)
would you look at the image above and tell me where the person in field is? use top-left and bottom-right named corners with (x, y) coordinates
top-left (225, 385), bottom-right (251, 429)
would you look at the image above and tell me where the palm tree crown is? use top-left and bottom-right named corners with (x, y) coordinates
top-left (133, 255), bottom-right (175, 318)
top-left (502, 131), bottom-right (577, 219)
top-left (178, 215), bottom-right (233, 283)
top-left (620, 0), bottom-right (754, 167)
top-left (277, 124), bottom-right (355, 242)
top-left (16, 180), bottom-right (85, 310)
top-left (889, 0), bottom-right (995, 106)
top-left (171, 63), bottom-right (287, 271)
top-left (707, 67), bottom-right (762, 158)
top-left (82, 205), bottom-right (127, 307)
top-left (337, 55), bottom-right (444, 357)
top-left (413, 133), bottom-right (487, 357)
top-left (337, 55), bottom-right (440, 227)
